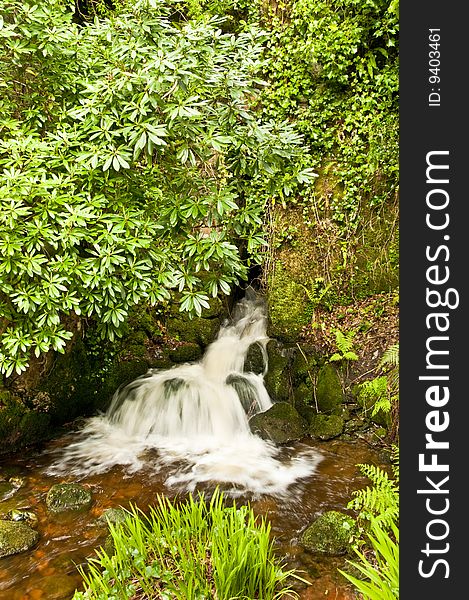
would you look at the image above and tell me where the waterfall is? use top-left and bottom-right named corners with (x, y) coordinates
top-left (47, 294), bottom-right (321, 496)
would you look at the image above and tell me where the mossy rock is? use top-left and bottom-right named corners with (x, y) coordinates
top-left (168, 343), bottom-right (202, 363)
top-left (263, 341), bottom-right (291, 403)
top-left (46, 483), bottom-right (93, 514)
top-left (226, 374), bottom-right (261, 416)
top-left (290, 346), bottom-right (318, 385)
top-left (249, 402), bottom-right (307, 444)
top-left (0, 393), bottom-right (51, 455)
top-left (300, 511), bottom-right (355, 555)
top-left (315, 363), bottom-right (344, 413)
top-left (244, 343), bottom-right (266, 375)
top-left (40, 337), bottom-right (97, 422)
top-left (309, 414), bottom-right (344, 440)
top-left (98, 507), bottom-right (128, 527)
top-left (166, 317), bottom-right (221, 348)
top-left (97, 359), bottom-right (150, 411)
top-left (0, 520), bottom-right (39, 557)
top-left (3, 509), bottom-right (38, 528)
top-left (39, 574), bottom-right (79, 600)
top-left (267, 264), bottom-right (310, 343)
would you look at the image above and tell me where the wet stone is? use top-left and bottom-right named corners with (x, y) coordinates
top-left (309, 414), bottom-right (344, 440)
top-left (46, 483), bottom-right (93, 514)
top-left (39, 573), bottom-right (80, 599)
top-left (3, 509), bottom-right (38, 528)
top-left (0, 520), bottom-right (39, 558)
top-left (0, 481), bottom-right (15, 502)
top-left (300, 511), bottom-right (355, 555)
top-left (249, 402), bottom-right (307, 443)
top-left (98, 507), bottom-right (128, 526)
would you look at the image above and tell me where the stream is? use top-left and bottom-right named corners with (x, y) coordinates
top-left (0, 436), bottom-right (382, 600)
top-left (1, 296), bottom-right (383, 599)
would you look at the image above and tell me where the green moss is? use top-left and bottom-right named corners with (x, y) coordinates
top-left (0, 393), bottom-right (51, 455)
top-left (46, 483), bottom-right (93, 513)
top-left (315, 364), bottom-right (343, 413)
top-left (168, 343), bottom-right (202, 363)
top-left (249, 402), bottom-right (307, 444)
top-left (0, 521), bottom-right (39, 558)
top-left (300, 511), bottom-right (355, 555)
top-left (309, 414), bottom-right (344, 440)
top-left (166, 317), bottom-right (221, 348)
top-left (268, 264), bottom-right (310, 342)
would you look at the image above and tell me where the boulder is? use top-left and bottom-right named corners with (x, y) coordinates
top-left (249, 402), bottom-right (307, 444)
top-left (244, 343), bottom-right (266, 375)
top-left (46, 483), bottom-right (93, 513)
top-left (263, 341), bottom-right (291, 403)
top-left (309, 414), bottom-right (344, 440)
top-left (315, 364), bottom-right (344, 412)
top-left (98, 507), bottom-right (128, 527)
top-left (300, 510), bottom-right (355, 555)
top-left (0, 520), bottom-right (39, 558)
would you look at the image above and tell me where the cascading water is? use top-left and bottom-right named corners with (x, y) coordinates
top-left (47, 294), bottom-right (322, 496)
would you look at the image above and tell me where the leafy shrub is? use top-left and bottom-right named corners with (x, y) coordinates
top-left (0, 0), bottom-right (314, 375)
top-left (73, 490), bottom-right (299, 599)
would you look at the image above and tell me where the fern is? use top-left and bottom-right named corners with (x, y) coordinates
top-left (343, 449), bottom-right (400, 599)
top-left (379, 344), bottom-right (399, 369)
top-left (348, 447), bottom-right (399, 532)
top-left (329, 328), bottom-right (358, 362)
top-left (379, 343), bottom-right (399, 392)
top-left (359, 376), bottom-right (390, 416)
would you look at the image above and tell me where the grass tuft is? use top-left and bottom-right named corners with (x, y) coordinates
top-left (73, 489), bottom-right (299, 599)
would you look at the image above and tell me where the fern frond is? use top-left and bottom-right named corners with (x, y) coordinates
top-left (360, 376), bottom-right (388, 402)
top-left (348, 462), bottom-right (399, 530)
top-left (371, 396), bottom-right (391, 416)
top-left (334, 328), bottom-right (355, 354)
top-left (379, 344), bottom-right (399, 370)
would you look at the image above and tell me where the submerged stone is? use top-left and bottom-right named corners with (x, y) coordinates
top-left (98, 507), bottom-right (128, 526)
top-left (0, 481), bottom-right (15, 502)
top-left (3, 509), bottom-right (38, 528)
top-left (0, 520), bottom-right (39, 557)
top-left (309, 414), bottom-right (344, 440)
top-left (300, 511), bottom-right (355, 555)
top-left (39, 573), bottom-right (79, 600)
top-left (46, 483), bottom-right (93, 513)
top-left (226, 374), bottom-right (260, 416)
top-left (249, 402), bottom-right (307, 443)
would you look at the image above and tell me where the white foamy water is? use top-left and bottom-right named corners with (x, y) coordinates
top-left (47, 294), bottom-right (322, 496)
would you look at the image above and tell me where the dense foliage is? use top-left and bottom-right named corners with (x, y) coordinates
top-left (0, 0), bottom-right (314, 376)
top-left (73, 491), bottom-right (298, 599)
top-left (261, 0), bottom-right (399, 224)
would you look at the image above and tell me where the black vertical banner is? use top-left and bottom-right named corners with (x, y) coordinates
top-left (400, 2), bottom-right (466, 598)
